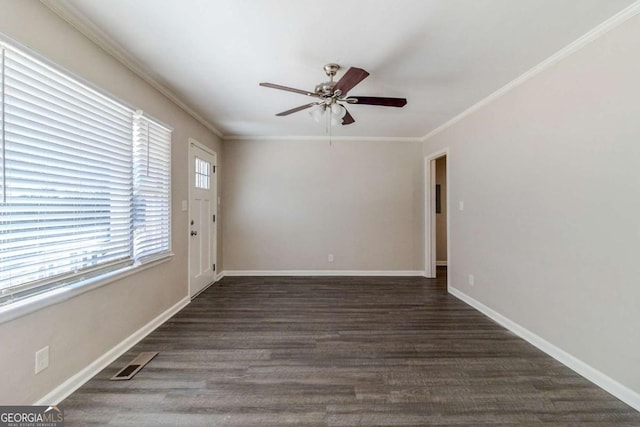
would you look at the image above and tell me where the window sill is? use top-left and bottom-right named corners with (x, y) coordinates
top-left (0, 254), bottom-right (174, 325)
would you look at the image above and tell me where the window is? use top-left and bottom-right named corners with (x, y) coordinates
top-left (194, 157), bottom-right (210, 190)
top-left (133, 112), bottom-right (172, 261)
top-left (0, 40), bottom-right (172, 307)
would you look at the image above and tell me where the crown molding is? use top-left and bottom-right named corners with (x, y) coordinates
top-left (223, 135), bottom-right (422, 143)
top-left (421, 0), bottom-right (640, 143)
top-left (40, 0), bottom-right (640, 144)
top-left (40, 0), bottom-right (224, 138)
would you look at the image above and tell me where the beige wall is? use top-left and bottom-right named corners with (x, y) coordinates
top-left (423, 14), bottom-right (640, 395)
top-left (435, 156), bottom-right (447, 262)
top-left (0, 1), bottom-right (222, 403)
top-left (222, 139), bottom-right (423, 271)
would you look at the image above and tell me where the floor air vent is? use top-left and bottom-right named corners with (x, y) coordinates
top-left (110, 351), bottom-right (158, 380)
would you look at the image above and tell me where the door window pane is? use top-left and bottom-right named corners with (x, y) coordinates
top-left (195, 157), bottom-right (210, 190)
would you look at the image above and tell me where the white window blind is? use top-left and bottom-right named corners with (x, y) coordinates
top-left (133, 112), bottom-right (171, 262)
top-left (0, 41), bottom-right (172, 306)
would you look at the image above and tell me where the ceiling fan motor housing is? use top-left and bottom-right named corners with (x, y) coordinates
top-left (315, 63), bottom-right (341, 96)
top-left (315, 80), bottom-right (337, 96)
top-left (323, 63), bottom-right (340, 77)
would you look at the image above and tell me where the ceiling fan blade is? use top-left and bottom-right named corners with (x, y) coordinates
top-left (333, 67), bottom-right (369, 96)
top-left (350, 96), bottom-right (407, 107)
top-left (342, 108), bottom-right (355, 125)
top-left (260, 82), bottom-right (318, 97)
top-left (275, 102), bottom-right (318, 116)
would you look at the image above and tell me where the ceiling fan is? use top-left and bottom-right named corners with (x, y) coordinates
top-left (259, 63), bottom-right (407, 126)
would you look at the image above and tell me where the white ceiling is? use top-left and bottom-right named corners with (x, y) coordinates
top-left (54, 0), bottom-right (634, 139)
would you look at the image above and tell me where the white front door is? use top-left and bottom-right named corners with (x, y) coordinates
top-left (189, 141), bottom-right (217, 297)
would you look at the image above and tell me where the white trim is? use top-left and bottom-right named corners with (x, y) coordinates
top-left (222, 270), bottom-right (425, 277)
top-left (188, 138), bottom-right (218, 155)
top-left (436, 261), bottom-right (448, 267)
top-left (40, 0), bottom-right (223, 138)
top-left (0, 255), bottom-right (172, 325)
top-left (421, 1), bottom-right (640, 143)
top-left (223, 135), bottom-right (422, 142)
top-left (190, 280), bottom-right (217, 299)
top-left (448, 287), bottom-right (640, 412)
top-left (34, 296), bottom-right (190, 405)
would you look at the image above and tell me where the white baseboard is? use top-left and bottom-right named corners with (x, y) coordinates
top-left (34, 296), bottom-right (190, 405)
top-left (436, 261), bottom-right (448, 267)
top-left (448, 287), bottom-right (640, 412)
top-left (222, 270), bottom-right (425, 277)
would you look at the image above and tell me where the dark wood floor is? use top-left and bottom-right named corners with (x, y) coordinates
top-left (63, 268), bottom-right (640, 426)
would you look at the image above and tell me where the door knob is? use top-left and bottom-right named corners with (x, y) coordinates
top-left (190, 230), bottom-right (198, 236)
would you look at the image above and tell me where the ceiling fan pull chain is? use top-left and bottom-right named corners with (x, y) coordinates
top-left (328, 110), bottom-right (332, 146)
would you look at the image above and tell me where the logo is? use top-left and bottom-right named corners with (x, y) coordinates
top-left (0, 406), bottom-right (64, 427)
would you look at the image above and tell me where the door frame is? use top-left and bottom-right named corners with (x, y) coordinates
top-left (424, 148), bottom-right (450, 288)
top-left (188, 138), bottom-right (218, 298)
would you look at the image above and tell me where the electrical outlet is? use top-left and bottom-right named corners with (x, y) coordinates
top-left (468, 274), bottom-right (475, 287)
top-left (459, 200), bottom-right (465, 211)
top-left (181, 200), bottom-right (188, 211)
top-left (328, 254), bottom-right (334, 262)
top-left (35, 346), bottom-right (49, 374)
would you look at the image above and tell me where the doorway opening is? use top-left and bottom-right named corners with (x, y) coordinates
top-left (424, 149), bottom-right (450, 287)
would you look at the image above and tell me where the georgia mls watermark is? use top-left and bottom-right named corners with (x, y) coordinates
top-left (0, 406), bottom-right (63, 427)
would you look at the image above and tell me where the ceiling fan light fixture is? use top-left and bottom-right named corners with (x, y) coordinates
top-left (331, 103), bottom-right (347, 119)
top-left (309, 104), bottom-right (325, 123)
